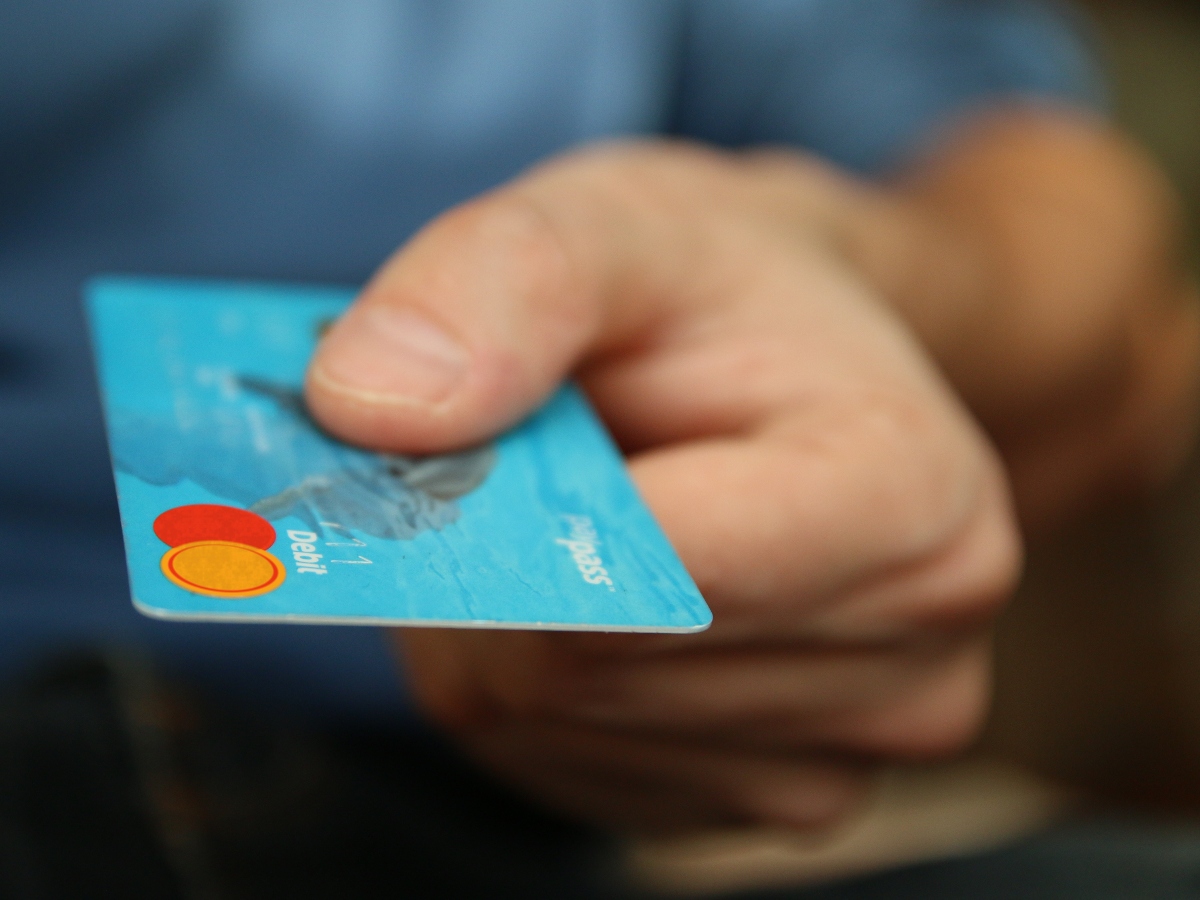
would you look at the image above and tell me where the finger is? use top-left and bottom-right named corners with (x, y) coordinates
top-left (802, 640), bottom-right (993, 759)
top-left (466, 723), bottom-right (870, 832)
top-left (550, 446), bottom-right (1017, 659)
top-left (400, 623), bottom-right (991, 759)
top-left (626, 410), bottom-right (999, 621)
top-left (542, 641), bottom-right (985, 739)
top-left (305, 144), bottom-right (735, 453)
top-left (478, 633), bottom-right (991, 761)
top-left (394, 626), bottom-right (579, 727)
top-left (395, 445), bottom-right (1013, 737)
top-left (395, 627), bottom-right (498, 730)
top-left (575, 639), bottom-right (989, 764)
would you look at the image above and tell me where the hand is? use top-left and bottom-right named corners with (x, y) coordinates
top-left (304, 141), bottom-right (1022, 832)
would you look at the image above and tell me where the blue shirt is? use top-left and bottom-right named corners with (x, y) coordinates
top-left (0, 0), bottom-right (1101, 722)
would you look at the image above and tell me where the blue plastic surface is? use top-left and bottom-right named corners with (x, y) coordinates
top-left (86, 276), bottom-right (711, 633)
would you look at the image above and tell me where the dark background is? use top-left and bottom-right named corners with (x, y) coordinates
top-left (984, 0), bottom-right (1200, 811)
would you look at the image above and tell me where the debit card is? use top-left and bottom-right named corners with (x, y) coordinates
top-left (85, 276), bottom-right (712, 632)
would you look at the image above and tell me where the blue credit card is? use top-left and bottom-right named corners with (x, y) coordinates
top-left (85, 276), bottom-right (711, 633)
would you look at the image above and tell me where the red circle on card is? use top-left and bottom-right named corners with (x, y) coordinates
top-left (153, 504), bottom-right (276, 550)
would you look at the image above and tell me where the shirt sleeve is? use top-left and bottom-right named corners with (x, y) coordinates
top-left (669, 0), bottom-right (1106, 173)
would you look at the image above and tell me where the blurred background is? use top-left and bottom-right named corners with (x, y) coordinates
top-left (1089, 0), bottom-right (1200, 260)
top-left (985, 0), bottom-right (1200, 810)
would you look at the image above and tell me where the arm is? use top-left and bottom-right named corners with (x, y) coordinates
top-left (301, 101), bottom-right (1196, 832)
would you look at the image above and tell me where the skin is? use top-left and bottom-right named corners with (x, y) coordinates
top-left (304, 106), bottom-right (1199, 834)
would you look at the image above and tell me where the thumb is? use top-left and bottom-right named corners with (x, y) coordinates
top-left (305, 150), bottom-right (697, 453)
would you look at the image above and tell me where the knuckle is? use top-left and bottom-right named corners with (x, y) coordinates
top-left (854, 647), bottom-right (992, 760)
top-left (402, 631), bottom-right (583, 730)
top-left (787, 781), bottom-right (870, 832)
top-left (829, 389), bottom-right (1021, 632)
top-left (948, 507), bottom-right (1022, 626)
top-left (434, 192), bottom-right (577, 304)
top-left (907, 466), bottom-right (1023, 633)
top-left (739, 767), bottom-right (871, 832)
top-left (483, 638), bottom-right (598, 720)
top-left (418, 189), bottom-right (596, 394)
top-left (529, 670), bottom-right (599, 716)
top-left (871, 399), bottom-right (978, 550)
top-left (541, 141), bottom-right (731, 233)
top-left (414, 688), bottom-right (474, 733)
top-left (406, 669), bottom-right (486, 734)
top-left (804, 388), bottom-right (979, 555)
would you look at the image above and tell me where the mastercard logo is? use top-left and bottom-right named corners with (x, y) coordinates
top-left (154, 504), bottom-right (286, 599)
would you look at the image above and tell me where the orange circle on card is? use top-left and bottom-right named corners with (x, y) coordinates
top-left (154, 504), bottom-right (276, 550)
top-left (161, 540), bottom-right (286, 598)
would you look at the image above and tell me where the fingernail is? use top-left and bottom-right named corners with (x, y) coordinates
top-left (313, 305), bottom-right (468, 405)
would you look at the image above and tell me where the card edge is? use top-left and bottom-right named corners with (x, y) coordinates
top-left (131, 596), bottom-right (711, 633)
